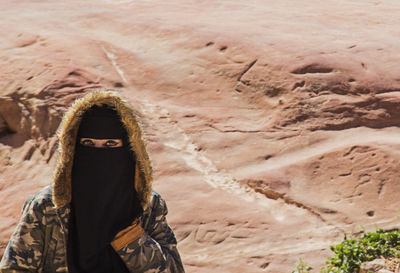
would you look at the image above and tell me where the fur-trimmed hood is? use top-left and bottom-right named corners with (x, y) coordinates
top-left (52, 90), bottom-right (152, 210)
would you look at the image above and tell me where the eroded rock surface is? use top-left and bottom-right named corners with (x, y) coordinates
top-left (1, 1), bottom-right (400, 272)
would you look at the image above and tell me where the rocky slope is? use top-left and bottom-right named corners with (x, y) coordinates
top-left (1, 0), bottom-right (400, 272)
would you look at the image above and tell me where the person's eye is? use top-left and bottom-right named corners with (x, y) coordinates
top-left (81, 139), bottom-right (95, 146)
top-left (104, 140), bottom-right (118, 147)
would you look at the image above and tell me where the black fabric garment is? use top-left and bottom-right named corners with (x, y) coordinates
top-left (77, 108), bottom-right (127, 140)
top-left (67, 105), bottom-right (143, 273)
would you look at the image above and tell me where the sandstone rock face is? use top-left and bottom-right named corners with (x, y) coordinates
top-left (359, 258), bottom-right (386, 273)
top-left (359, 258), bottom-right (400, 273)
top-left (1, 1), bottom-right (400, 272)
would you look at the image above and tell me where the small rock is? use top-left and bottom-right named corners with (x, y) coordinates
top-left (360, 259), bottom-right (386, 273)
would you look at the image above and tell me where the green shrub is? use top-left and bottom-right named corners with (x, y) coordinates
top-left (291, 229), bottom-right (400, 273)
top-left (322, 229), bottom-right (400, 273)
top-left (292, 258), bottom-right (313, 273)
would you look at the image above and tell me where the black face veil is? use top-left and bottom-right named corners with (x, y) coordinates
top-left (67, 105), bottom-right (142, 273)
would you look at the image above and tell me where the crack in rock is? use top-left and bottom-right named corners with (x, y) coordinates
top-left (237, 59), bottom-right (257, 82)
top-left (242, 179), bottom-right (328, 223)
top-left (208, 124), bottom-right (265, 134)
top-left (291, 63), bottom-right (334, 74)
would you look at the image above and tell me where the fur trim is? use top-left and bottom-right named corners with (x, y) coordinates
top-left (52, 90), bottom-right (153, 210)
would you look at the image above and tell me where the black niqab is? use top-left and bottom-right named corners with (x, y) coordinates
top-left (67, 105), bottom-right (142, 273)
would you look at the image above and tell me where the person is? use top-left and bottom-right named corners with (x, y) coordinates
top-left (0, 90), bottom-right (184, 273)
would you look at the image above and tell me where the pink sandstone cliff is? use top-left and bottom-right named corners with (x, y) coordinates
top-left (1, 1), bottom-right (400, 272)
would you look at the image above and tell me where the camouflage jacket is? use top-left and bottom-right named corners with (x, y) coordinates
top-left (0, 186), bottom-right (184, 273)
